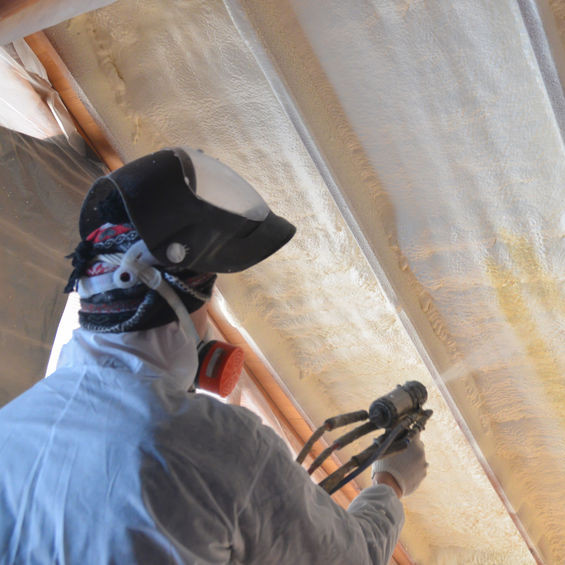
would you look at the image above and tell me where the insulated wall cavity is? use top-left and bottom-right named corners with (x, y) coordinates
top-left (44, 0), bottom-right (565, 561)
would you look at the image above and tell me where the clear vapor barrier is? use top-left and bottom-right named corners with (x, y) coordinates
top-left (0, 40), bottom-right (106, 405)
top-left (0, 127), bottom-right (106, 406)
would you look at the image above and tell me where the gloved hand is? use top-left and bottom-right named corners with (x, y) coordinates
top-left (371, 435), bottom-right (428, 496)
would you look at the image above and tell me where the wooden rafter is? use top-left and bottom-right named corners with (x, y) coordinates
top-left (25, 31), bottom-right (123, 170)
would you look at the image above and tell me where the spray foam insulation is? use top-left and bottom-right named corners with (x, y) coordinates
top-left (45, 0), bottom-right (565, 562)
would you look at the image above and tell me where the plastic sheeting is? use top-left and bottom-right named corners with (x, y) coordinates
top-left (0, 44), bottom-right (106, 405)
top-left (0, 128), bottom-right (105, 406)
top-left (0, 128), bottom-right (105, 408)
top-left (0, 39), bottom-right (84, 149)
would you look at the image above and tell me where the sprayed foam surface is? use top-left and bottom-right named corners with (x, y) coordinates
top-left (45, 0), bottom-right (565, 561)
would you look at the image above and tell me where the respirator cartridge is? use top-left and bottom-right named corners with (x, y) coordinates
top-left (195, 339), bottom-right (244, 398)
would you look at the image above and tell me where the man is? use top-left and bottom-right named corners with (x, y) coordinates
top-left (0, 147), bottom-right (427, 564)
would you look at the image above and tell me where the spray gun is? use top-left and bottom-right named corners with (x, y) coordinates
top-left (296, 381), bottom-right (432, 495)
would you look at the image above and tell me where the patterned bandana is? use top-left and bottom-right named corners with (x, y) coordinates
top-left (65, 223), bottom-right (216, 333)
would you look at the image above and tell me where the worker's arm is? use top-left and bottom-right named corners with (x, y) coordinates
top-left (374, 472), bottom-right (402, 498)
top-left (148, 398), bottom-right (425, 564)
top-left (235, 423), bottom-right (407, 565)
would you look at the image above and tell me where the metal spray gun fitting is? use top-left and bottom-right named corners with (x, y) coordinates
top-left (296, 381), bottom-right (433, 495)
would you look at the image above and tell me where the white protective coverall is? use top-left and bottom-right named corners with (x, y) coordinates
top-left (0, 322), bottom-right (404, 564)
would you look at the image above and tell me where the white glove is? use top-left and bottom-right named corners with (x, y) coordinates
top-left (371, 435), bottom-right (428, 496)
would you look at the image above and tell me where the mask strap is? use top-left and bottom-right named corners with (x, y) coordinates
top-left (100, 240), bottom-right (201, 344)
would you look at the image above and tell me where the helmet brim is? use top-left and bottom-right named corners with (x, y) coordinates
top-left (79, 148), bottom-right (295, 273)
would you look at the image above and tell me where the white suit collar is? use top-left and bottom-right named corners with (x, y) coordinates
top-left (56, 322), bottom-right (198, 390)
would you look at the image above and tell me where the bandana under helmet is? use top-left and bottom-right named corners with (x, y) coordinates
top-left (65, 147), bottom-right (295, 333)
top-left (65, 191), bottom-right (216, 333)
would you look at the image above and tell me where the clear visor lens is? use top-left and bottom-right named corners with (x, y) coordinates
top-left (177, 148), bottom-right (270, 221)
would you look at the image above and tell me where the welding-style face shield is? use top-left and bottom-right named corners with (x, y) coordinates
top-left (79, 147), bottom-right (296, 273)
top-left (75, 147), bottom-right (295, 397)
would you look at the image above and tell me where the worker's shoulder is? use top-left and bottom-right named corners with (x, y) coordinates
top-left (144, 394), bottom-right (285, 490)
top-left (181, 393), bottom-right (265, 432)
top-left (165, 393), bottom-right (284, 453)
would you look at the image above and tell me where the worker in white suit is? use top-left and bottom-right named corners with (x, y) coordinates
top-left (0, 148), bottom-right (427, 564)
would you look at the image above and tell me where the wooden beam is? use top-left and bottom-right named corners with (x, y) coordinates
top-left (24, 31), bottom-right (123, 170)
top-left (2, 1), bottom-right (117, 50)
top-left (0, 0), bottom-right (41, 19)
